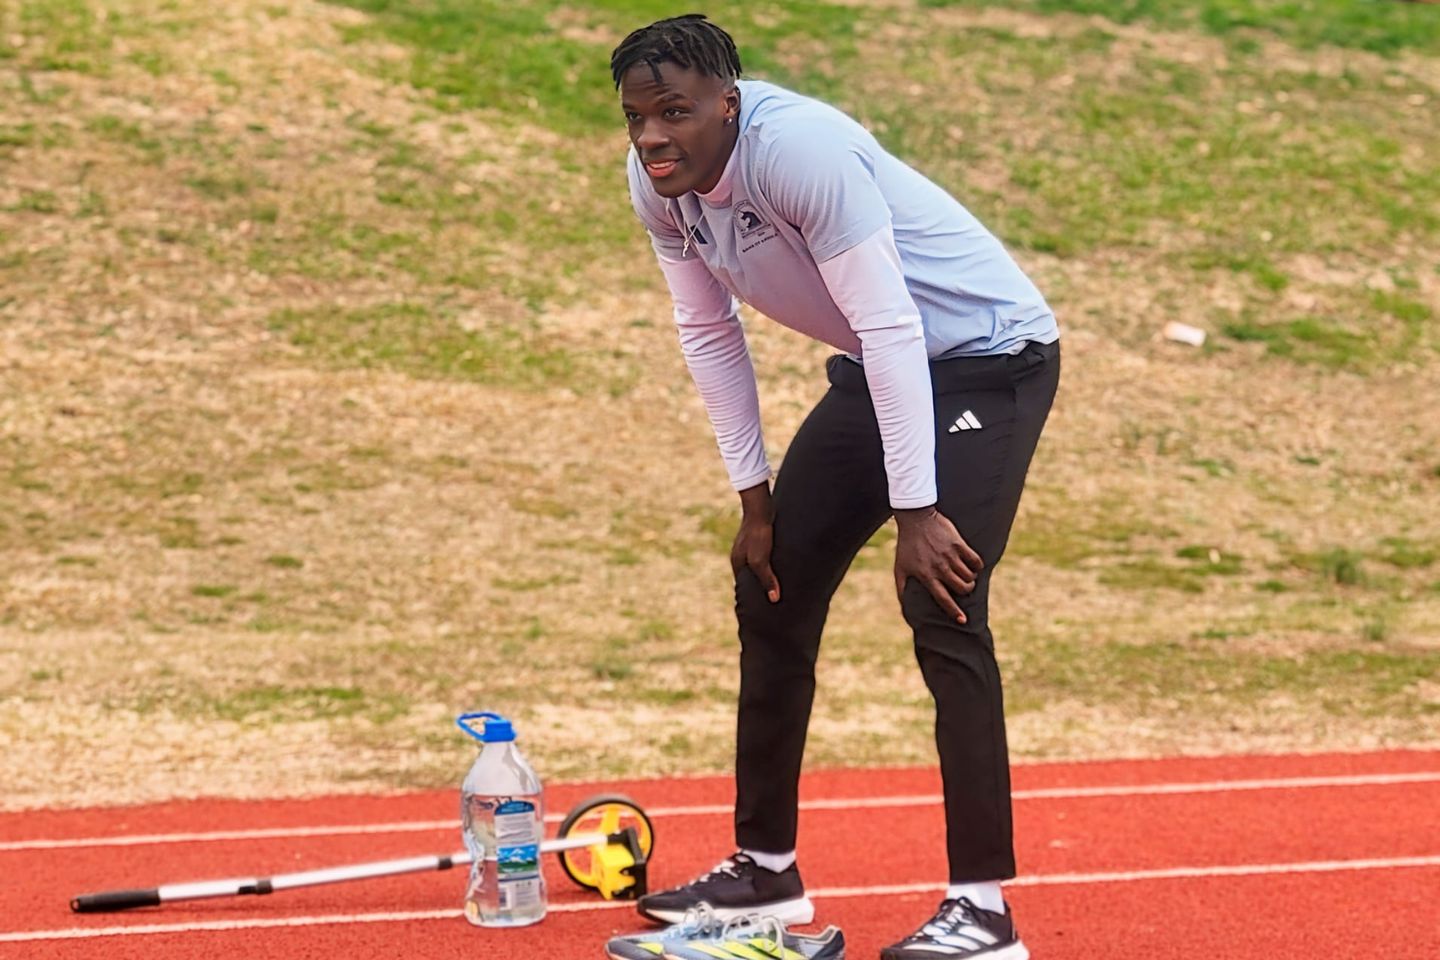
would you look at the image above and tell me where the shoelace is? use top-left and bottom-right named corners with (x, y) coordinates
top-left (689, 854), bottom-right (749, 885)
top-left (667, 902), bottom-right (721, 938)
top-left (716, 912), bottom-right (788, 953)
top-left (918, 898), bottom-right (980, 939)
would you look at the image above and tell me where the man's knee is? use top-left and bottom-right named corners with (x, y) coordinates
top-left (734, 567), bottom-right (830, 664)
top-left (899, 576), bottom-right (989, 628)
top-left (734, 567), bottom-right (774, 620)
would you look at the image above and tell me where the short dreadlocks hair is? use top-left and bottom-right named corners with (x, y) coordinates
top-left (610, 14), bottom-right (742, 89)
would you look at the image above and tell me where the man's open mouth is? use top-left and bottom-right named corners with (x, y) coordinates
top-left (644, 158), bottom-right (681, 178)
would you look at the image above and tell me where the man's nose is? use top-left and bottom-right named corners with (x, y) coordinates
top-left (635, 121), bottom-right (670, 152)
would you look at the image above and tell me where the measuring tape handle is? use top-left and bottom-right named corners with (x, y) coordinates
top-left (70, 887), bottom-right (162, 913)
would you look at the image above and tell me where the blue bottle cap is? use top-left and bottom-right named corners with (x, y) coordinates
top-left (457, 711), bottom-right (516, 743)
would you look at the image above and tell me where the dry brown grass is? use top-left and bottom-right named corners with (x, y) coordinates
top-left (1, 0), bottom-right (1437, 812)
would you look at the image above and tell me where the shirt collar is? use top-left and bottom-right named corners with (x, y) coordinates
top-left (698, 136), bottom-right (739, 206)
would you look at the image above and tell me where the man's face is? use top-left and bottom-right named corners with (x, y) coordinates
top-left (620, 61), bottom-right (738, 199)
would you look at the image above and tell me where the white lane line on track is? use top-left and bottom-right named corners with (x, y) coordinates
top-left (4, 770), bottom-right (1438, 853)
top-left (5, 854), bottom-right (1439, 943)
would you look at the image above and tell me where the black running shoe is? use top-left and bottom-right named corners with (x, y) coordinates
top-left (636, 852), bottom-right (815, 925)
top-left (880, 898), bottom-right (1028, 960)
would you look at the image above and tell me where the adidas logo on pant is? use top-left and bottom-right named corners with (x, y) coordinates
top-left (948, 410), bottom-right (983, 433)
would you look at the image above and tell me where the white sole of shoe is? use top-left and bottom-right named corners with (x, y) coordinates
top-left (641, 895), bottom-right (816, 926)
top-left (882, 936), bottom-right (1028, 960)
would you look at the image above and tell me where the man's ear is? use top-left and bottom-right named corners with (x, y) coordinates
top-left (723, 84), bottom-right (741, 122)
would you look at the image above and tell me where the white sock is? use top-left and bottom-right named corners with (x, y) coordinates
top-left (742, 848), bottom-right (797, 873)
top-left (945, 881), bottom-right (1004, 913)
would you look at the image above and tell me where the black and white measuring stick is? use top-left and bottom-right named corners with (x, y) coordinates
top-left (69, 831), bottom-right (607, 913)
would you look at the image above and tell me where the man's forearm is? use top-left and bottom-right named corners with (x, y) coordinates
top-left (657, 255), bottom-right (773, 491)
top-left (816, 227), bottom-right (937, 509)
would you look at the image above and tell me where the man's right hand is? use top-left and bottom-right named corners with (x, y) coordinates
top-left (893, 504), bottom-right (983, 623)
top-left (733, 482), bottom-right (781, 603)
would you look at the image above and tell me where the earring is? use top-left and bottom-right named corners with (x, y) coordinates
top-left (725, 117), bottom-right (734, 125)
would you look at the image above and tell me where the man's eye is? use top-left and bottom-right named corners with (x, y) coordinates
top-left (664, 108), bottom-right (686, 119)
top-left (624, 112), bottom-right (641, 123)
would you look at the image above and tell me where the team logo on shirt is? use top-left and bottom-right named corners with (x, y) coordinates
top-left (733, 200), bottom-right (771, 239)
top-left (733, 200), bottom-right (779, 254)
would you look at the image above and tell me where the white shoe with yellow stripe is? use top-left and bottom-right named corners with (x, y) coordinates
top-left (607, 904), bottom-right (723, 960)
top-left (605, 912), bottom-right (844, 960)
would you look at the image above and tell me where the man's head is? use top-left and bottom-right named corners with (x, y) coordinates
top-left (612, 15), bottom-right (742, 199)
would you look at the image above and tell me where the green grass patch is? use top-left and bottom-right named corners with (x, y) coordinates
top-left (1379, 537), bottom-right (1436, 570)
top-left (875, 29), bottom-right (1439, 266)
top-left (11, 0), bottom-right (116, 74)
top-left (265, 554), bottom-right (304, 569)
top-left (108, 470), bottom-right (206, 500)
top-left (1099, 557), bottom-right (1206, 593)
top-left (126, 49), bottom-right (170, 76)
top-left (0, 122), bottom-right (36, 151)
top-left (689, 504), bottom-right (741, 556)
top-left (1371, 290), bottom-right (1433, 330)
top-left (7, 0), bottom-right (201, 76)
top-left (923, 0), bottom-right (1440, 57)
top-left (589, 656), bottom-right (633, 681)
top-left (204, 684), bottom-right (406, 723)
top-left (1097, 545), bottom-right (1241, 592)
top-left (1008, 636), bottom-right (1440, 718)
top-left (268, 302), bottom-right (593, 390)
top-left (155, 516), bottom-right (201, 549)
top-left (1293, 547), bottom-right (1365, 586)
top-left (6, 189), bottom-right (59, 214)
top-left (1007, 495), bottom-right (1175, 568)
top-left (185, 172), bottom-right (258, 199)
top-left (1175, 544), bottom-right (1244, 575)
top-left (607, 546), bottom-right (642, 566)
top-left (1189, 457), bottom-right (1236, 478)
top-left (84, 115), bottom-right (165, 161)
top-left (851, 524), bottom-right (897, 571)
top-left (1191, 249), bottom-right (1289, 292)
top-left (635, 687), bottom-right (696, 705)
top-left (330, 0), bottom-right (864, 135)
top-left (1222, 315), bottom-right (1374, 369)
top-left (493, 573), bottom-right (580, 591)
top-left (289, 459), bottom-right (384, 494)
top-left (511, 497), bottom-right (578, 520)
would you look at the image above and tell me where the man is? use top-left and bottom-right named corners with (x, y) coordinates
top-left (614, 15), bottom-right (1058, 960)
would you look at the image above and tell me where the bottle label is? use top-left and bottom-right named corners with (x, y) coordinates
top-left (493, 798), bottom-right (541, 910)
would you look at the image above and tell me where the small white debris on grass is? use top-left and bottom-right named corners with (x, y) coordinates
top-left (1162, 321), bottom-right (1207, 347)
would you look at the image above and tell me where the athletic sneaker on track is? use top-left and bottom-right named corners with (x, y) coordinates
top-left (635, 852), bottom-right (815, 925)
top-left (609, 912), bottom-right (844, 960)
top-left (879, 898), bottom-right (1028, 960)
top-left (606, 904), bottom-right (724, 960)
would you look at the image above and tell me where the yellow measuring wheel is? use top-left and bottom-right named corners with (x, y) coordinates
top-left (555, 794), bottom-right (656, 900)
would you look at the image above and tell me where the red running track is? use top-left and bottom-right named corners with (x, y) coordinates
top-left (2, 750), bottom-right (1439, 959)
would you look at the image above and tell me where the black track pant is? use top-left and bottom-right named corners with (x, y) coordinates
top-left (733, 339), bottom-right (1059, 882)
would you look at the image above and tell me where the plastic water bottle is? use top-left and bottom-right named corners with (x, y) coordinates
top-left (457, 711), bottom-right (547, 927)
